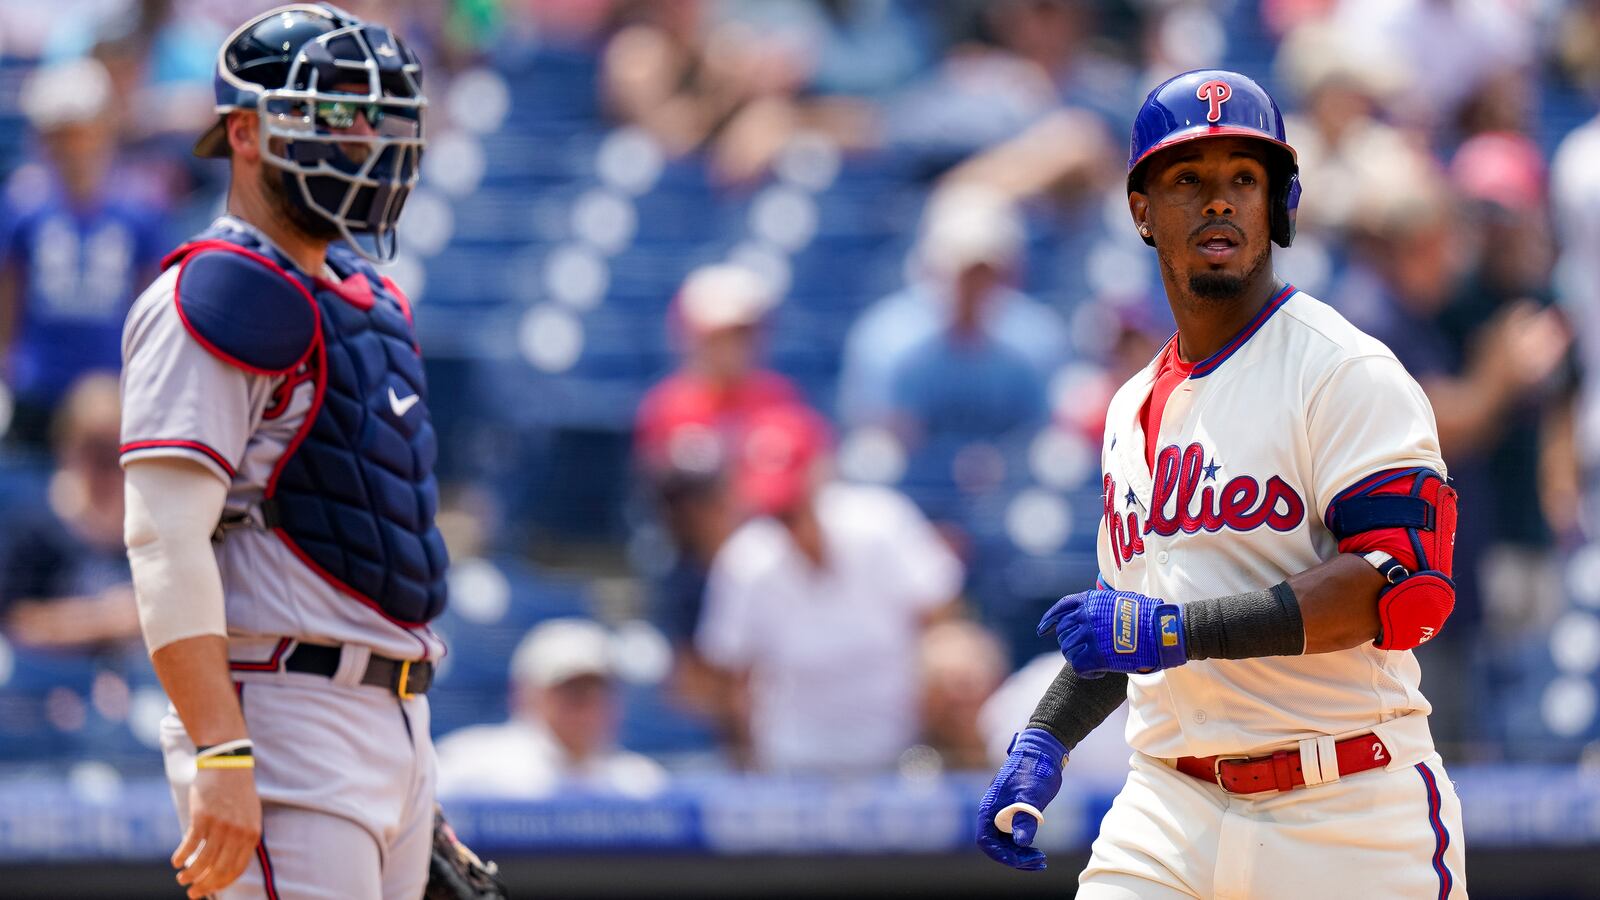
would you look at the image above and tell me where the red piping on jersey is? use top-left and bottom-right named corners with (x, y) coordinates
top-left (1189, 283), bottom-right (1297, 378)
top-left (120, 439), bottom-right (238, 478)
top-left (256, 837), bottom-right (281, 900)
top-left (228, 637), bottom-right (294, 672)
top-left (168, 240), bottom-right (322, 378)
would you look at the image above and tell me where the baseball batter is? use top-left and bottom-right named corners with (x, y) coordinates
top-left (120, 6), bottom-right (448, 898)
top-left (976, 70), bottom-right (1467, 899)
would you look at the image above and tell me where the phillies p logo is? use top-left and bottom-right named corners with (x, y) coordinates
top-left (1197, 79), bottom-right (1232, 123)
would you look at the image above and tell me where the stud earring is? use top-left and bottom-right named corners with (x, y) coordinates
top-left (1139, 224), bottom-right (1151, 237)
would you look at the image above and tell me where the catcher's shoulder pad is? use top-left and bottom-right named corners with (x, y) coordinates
top-left (172, 241), bottom-right (319, 376)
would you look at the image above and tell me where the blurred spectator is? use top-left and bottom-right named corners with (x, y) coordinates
top-left (636, 264), bottom-right (799, 642)
top-left (938, 106), bottom-right (1114, 209)
top-left (436, 618), bottom-right (669, 799)
top-left (882, 3), bottom-right (1065, 167)
top-left (1330, 0), bottom-right (1533, 133)
top-left (722, 0), bottom-right (935, 98)
top-left (1274, 20), bottom-right (1411, 236)
top-left (42, 0), bottom-right (219, 150)
top-left (0, 58), bottom-right (166, 449)
top-left (1553, 108), bottom-right (1600, 539)
top-left (0, 373), bottom-right (138, 649)
top-left (696, 404), bottom-right (963, 772)
top-left (917, 618), bottom-right (1007, 771)
top-left (600, 0), bottom-right (874, 185)
top-left (1555, 0), bottom-right (1600, 95)
top-left (637, 264), bottom-right (800, 469)
top-left (838, 186), bottom-right (1064, 443)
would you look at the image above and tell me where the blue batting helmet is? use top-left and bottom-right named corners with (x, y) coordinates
top-left (197, 3), bottom-right (426, 263)
top-left (1127, 69), bottom-right (1301, 248)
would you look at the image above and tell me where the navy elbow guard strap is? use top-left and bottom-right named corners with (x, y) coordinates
top-left (1328, 469), bottom-right (1458, 650)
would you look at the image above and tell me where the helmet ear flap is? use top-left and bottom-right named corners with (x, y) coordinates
top-left (1271, 165), bottom-right (1301, 248)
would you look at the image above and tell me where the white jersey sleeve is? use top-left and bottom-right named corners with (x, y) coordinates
top-left (119, 268), bottom-right (269, 484)
top-left (1306, 354), bottom-right (1444, 520)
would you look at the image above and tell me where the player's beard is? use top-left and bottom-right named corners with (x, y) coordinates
top-left (1185, 239), bottom-right (1271, 303)
top-left (259, 162), bottom-right (343, 243)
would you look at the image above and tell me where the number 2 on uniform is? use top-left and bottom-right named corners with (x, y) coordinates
top-left (1372, 742), bottom-right (1385, 761)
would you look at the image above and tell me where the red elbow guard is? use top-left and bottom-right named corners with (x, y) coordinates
top-left (1375, 571), bottom-right (1454, 650)
top-left (1330, 469), bottom-right (1458, 651)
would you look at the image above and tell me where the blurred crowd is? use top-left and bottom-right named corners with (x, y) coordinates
top-left (3, 0), bottom-right (1600, 799)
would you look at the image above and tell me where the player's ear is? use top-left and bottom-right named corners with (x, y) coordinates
top-left (226, 110), bottom-right (260, 163)
top-left (1128, 192), bottom-right (1152, 242)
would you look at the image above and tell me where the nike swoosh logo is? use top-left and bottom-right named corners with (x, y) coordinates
top-left (388, 386), bottom-right (421, 417)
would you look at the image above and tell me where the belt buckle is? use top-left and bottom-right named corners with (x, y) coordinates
top-left (1211, 754), bottom-right (1251, 791)
top-left (396, 659), bottom-right (415, 700)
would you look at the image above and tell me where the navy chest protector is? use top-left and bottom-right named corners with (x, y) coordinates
top-left (165, 227), bottom-right (448, 625)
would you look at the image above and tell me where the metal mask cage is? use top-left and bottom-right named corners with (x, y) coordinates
top-left (254, 22), bottom-right (426, 263)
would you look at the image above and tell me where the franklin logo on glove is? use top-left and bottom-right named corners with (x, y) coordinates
top-left (1115, 598), bottom-right (1139, 653)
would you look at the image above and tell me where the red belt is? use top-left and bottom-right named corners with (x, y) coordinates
top-left (1174, 733), bottom-right (1390, 794)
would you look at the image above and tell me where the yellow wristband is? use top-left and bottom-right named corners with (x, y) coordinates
top-left (195, 755), bottom-right (255, 770)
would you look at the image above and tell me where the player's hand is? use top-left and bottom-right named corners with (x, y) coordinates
top-left (975, 728), bottom-right (1067, 870)
top-left (173, 766), bottom-right (261, 899)
top-left (1038, 589), bottom-right (1188, 677)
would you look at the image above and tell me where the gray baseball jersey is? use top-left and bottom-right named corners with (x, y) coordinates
top-left (119, 215), bottom-right (445, 664)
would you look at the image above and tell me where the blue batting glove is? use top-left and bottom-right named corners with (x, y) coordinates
top-left (975, 728), bottom-right (1067, 871)
top-left (1038, 589), bottom-right (1187, 677)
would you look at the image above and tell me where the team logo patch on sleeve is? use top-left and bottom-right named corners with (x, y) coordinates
top-left (1160, 613), bottom-right (1181, 647)
top-left (1115, 598), bottom-right (1139, 654)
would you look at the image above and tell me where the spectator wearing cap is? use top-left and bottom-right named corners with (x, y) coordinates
top-left (837, 186), bottom-right (1067, 441)
top-left (0, 372), bottom-right (139, 650)
top-left (435, 618), bottom-right (668, 799)
top-left (0, 57), bottom-right (167, 450)
top-left (637, 263), bottom-right (801, 471)
top-left (696, 404), bottom-right (965, 773)
top-left (636, 264), bottom-right (801, 650)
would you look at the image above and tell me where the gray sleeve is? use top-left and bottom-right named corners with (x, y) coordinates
top-left (1028, 664), bottom-right (1128, 752)
top-left (118, 270), bottom-right (262, 484)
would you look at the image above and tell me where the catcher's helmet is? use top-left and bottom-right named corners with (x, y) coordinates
top-left (1127, 69), bottom-right (1300, 248)
top-left (197, 3), bottom-right (426, 262)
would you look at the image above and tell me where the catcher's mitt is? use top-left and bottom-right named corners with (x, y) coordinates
top-left (425, 806), bottom-right (508, 900)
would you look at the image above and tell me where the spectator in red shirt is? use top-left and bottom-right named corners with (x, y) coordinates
top-left (634, 264), bottom-right (801, 729)
top-left (635, 263), bottom-right (800, 480)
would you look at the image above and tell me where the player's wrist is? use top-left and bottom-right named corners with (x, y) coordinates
top-left (1013, 727), bottom-right (1069, 765)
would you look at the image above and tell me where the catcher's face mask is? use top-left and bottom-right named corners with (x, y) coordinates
top-left (253, 22), bottom-right (425, 263)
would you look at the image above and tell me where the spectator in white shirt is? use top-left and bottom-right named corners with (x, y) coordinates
top-left (696, 404), bottom-right (965, 774)
top-left (435, 618), bottom-right (668, 799)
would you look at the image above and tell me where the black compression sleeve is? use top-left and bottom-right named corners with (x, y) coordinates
top-left (1182, 581), bottom-right (1305, 660)
top-left (1027, 665), bottom-right (1128, 752)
